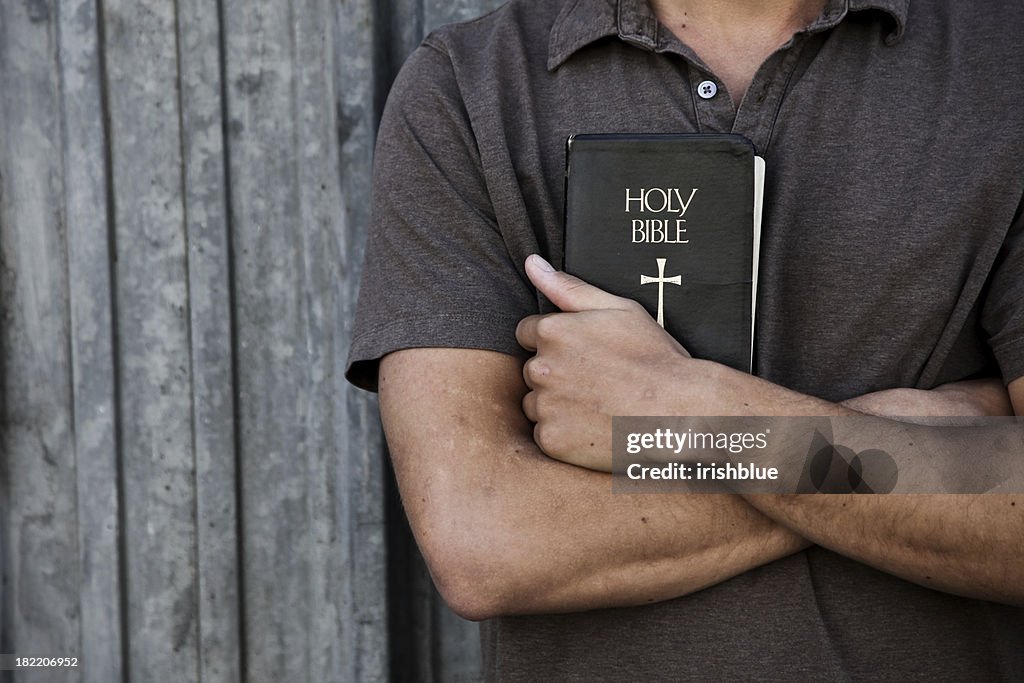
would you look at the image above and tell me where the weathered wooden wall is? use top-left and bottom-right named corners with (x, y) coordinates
top-left (0, 0), bottom-right (503, 680)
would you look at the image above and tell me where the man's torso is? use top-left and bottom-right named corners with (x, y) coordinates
top-left (367, 0), bottom-right (1024, 677)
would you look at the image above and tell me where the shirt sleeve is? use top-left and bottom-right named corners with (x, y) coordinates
top-left (982, 203), bottom-right (1024, 385)
top-left (345, 40), bottom-right (536, 392)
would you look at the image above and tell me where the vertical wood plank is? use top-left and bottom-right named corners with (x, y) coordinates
top-left (336, 0), bottom-right (388, 680)
top-left (222, 1), bottom-right (309, 675)
top-left (0, 2), bottom-right (82, 679)
top-left (59, 0), bottom-right (125, 679)
top-left (223, 0), bottom-right (372, 678)
top-left (294, 0), bottom-right (359, 679)
top-left (175, 0), bottom-right (243, 679)
top-left (100, 0), bottom-right (199, 679)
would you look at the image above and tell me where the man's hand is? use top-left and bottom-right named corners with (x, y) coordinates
top-left (516, 254), bottom-right (708, 469)
top-left (515, 253), bottom-right (833, 471)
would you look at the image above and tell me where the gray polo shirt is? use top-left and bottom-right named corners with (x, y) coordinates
top-left (348, 0), bottom-right (1024, 679)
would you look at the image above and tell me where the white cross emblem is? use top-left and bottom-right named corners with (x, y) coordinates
top-left (640, 257), bottom-right (682, 327)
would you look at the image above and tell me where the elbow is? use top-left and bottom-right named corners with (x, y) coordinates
top-left (424, 537), bottom-right (515, 621)
top-left (415, 516), bottom-right (525, 621)
top-left (434, 565), bottom-right (507, 622)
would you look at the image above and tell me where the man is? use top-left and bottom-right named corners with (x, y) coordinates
top-left (348, 0), bottom-right (1024, 678)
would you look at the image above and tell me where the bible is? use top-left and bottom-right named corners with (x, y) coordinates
top-left (563, 133), bottom-right (764, 372)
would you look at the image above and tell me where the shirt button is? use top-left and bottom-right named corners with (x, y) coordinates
top-left (697, 80), bottom-right (718, 99)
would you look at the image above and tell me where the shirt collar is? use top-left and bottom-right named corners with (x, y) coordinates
top-left (547, 0), bottom-right (910, 71)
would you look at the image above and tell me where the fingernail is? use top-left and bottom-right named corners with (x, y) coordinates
top-left (529, 254), bottom-right (555, 273)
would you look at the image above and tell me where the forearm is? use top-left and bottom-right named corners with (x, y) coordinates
top-left (381, 348), bottom-right (807, 620)
top-left (746, 493), bottom-right (1023, 605)
top-left (460, 462), bottom-right (806, 617)
top-left (437, 450), bottom-right (808, 617)
top-left (704, 367), bottom-right (1024, 605)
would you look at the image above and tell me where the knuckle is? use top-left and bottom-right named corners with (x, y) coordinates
top-left (534, 422), bottom-right (556, 454)
top-left (523, 357), bottom-right (549, 385)
top-left (532, 390), bottom-right (552, 419)
top-left (534, 315), bottom-right (560, 340)
top-left (522, 358), bottom-right (535, 387)
top-left (535, 418), bottom-right (570, 456)
top-left (522, 391), bottom-right (538, 421)
top-left (515, 316), bottom-right (538, 347)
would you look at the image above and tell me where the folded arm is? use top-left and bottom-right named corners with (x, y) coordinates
top-left (742, 377), bottom-right (1024, 606)
top-left (379, 348), bottom-right (807, 621)
top-left (517, 255), bottom-right (1024, 606)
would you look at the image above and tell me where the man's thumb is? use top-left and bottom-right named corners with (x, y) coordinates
top-left (524, 254), bottom-right (628, 312)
